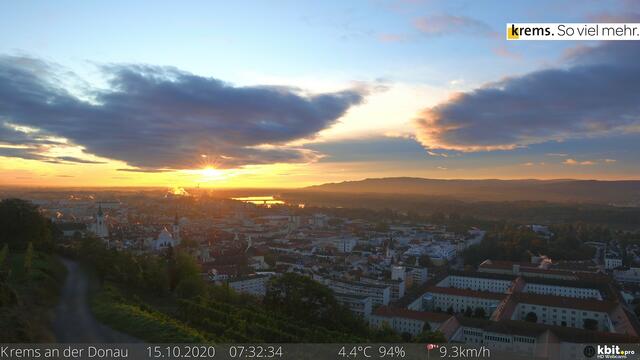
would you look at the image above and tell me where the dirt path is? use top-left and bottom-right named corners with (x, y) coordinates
top-left (52, 258), bottom-right (139, 343)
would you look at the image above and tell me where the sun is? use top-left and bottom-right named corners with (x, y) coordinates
top-left (179, 164), bottom-right (242, 185)
top-left (200, 167), bottom-right (224, 178)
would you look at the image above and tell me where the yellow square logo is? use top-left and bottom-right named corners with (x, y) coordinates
top-left (507, 25), bottom-right (520, 39)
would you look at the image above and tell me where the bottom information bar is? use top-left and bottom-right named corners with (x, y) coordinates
top-left (1, 343), bottom-right (638, 360)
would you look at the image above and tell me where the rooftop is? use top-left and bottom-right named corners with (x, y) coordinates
top-left (448, 316), bottom-right (640, 343)
top-left (511, 292), bottom-right (618, 313)
top-left (427, 286), bottom-right (508, 301)
top-left (373, 306), bottom-right (452, 323)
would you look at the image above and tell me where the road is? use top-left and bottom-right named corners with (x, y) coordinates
top-left (52, 257), bottom-right (139, 343)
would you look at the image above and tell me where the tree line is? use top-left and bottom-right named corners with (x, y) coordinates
top-left (463, 222), bottom-right (601, 266)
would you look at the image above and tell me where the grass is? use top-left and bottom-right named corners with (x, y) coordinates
top-left (91, 284), bottom-right (210, 342)
top-left (89, 279), bottom-right (368, 343)
top-left (0, 251), bottom-right (67, 342)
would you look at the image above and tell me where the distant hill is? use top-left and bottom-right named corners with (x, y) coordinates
top-left (303, 177), bottom-right (640, 204)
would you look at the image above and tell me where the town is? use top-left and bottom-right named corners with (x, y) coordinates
top-left (21, 187), bottom-right (640, 357)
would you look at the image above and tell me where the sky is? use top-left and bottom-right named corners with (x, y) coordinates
top-left (0, 0), bottom-right (639, 188)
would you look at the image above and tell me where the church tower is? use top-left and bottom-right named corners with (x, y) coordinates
top-left (95, 205), bottom-right (108, 238)
top-left (172, 213), bottom-right (181, 243)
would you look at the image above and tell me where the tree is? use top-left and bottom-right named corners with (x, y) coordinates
top-left (416, 330), bottom-right (447, 343)
top-left (373, 323), bottom-right (402, 342)
top-left (168, 250), bottom-right (201, 290)
top-left (446, 306), bottom-right (454, 315)
top-left (23, 242), bottom-right (33, 277)
top-left (473, 307), bottom-right (486, 318)
top-left (418, 255), bottom-right (432, 268)
top-left (264, 273), bottom-right (354, 330)
top-left (0, 281), bottom-right (18, 306)
top-left (401, 332), bottom-right (412, 342)
top-left (583, 318), bottom-right (598, 331)
top-left (79, 236), bottom-right (112, 283)
top-left (0, 242), bottom-right (15, 306)
top-left (265, 273), bottom-right (336, 320)
top-left (0, 199), bottom-right (51, 250)
top-left (464, 307), bottom-right (473, 317)
top-left (175, 276), bottom-right (206, 299)
top-left (525, 312), bottom-right (537, 323)
top-left (422, 321), bottom-right (431, 332)
top-left (142, 257), bottom-right (170, 295)
top-left (0, 243), bottom-right (8, 269)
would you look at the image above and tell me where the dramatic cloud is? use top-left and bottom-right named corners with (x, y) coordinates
top-left (53, 156), bottom-right (106, 164)
top-left (0, 146), bottom-right (105, 164)
top-left (414, 42), bottom-right (640, 152)
top-left (414, 15), bottom-right (496, 37)
top-left (0, 122), bottom-right (106, 164)
top-left (116, 168), bottom-right (174, 173)
top-left (0, 57), bottom-right (364, 170)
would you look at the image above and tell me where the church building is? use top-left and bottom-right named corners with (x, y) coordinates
top-left (90, 205), bottom-right (109, 239)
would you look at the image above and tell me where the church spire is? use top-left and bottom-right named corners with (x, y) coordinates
top-left (94, 203), bottom-right (108, 238)
top-left (172, 210), bottom-right (181, 243)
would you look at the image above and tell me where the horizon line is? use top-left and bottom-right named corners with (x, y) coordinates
top-left (2, 176), bottom-right (640, 191)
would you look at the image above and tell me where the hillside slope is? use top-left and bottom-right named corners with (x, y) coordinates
top-left (304, 177), bottom-right (640, 203)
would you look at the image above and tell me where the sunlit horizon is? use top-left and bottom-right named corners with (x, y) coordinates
top-left (1, 1), bottom-right (640, 188)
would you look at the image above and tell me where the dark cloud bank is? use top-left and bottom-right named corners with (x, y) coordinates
top-left (0, 58), bottom-right (363, 170)
top-left (415, 42), bottom-right (640, 152)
